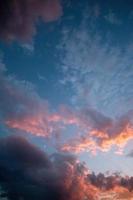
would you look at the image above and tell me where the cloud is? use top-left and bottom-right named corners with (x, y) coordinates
top-left (0, 2), bottom-right (132, 158)
top-left (59, 13), bottom-right (133, 118)
top-left (0, 66), bottom-right (51, 137)
top-left (0, 0), bottom-right (62, 42)
top-left (87, 172), bottom-right (133, 192)
top-left (0, 135), bottom-right (51, 169)
top-left (0, 65), bottom-right (69, 138)
top-left (104, 10), bottom-right (122, 25)
top-left (59, 109), bottom-right (133, 154)
top-left (0, 65), bottom-right (133, 155)
top-left (0, 136), bottom-right (97, 200)
top-left (0, 136), bottom-right (132, 200)
top-left (127, 150), bottom-right (133, 157)
top-left (0, 66), bottom-right (77, 138)
top-left (0, 66), bottom-right (82, 139)
top-left (57, 11), bottom-right (133, 154)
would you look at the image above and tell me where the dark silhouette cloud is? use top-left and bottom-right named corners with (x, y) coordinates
top-left (0, 136), bottom-right (132, 200)
top-left (0, 136), bottom-right (96, 200)
top-left (0, 0), bottom-right (62, 42)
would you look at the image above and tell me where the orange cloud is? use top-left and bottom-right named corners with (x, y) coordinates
top-left (98, 125), bottom-right (133, 151)
top-left (61, 137), bottom-right (97, 154)
top-left (60, 121), bottom-right (133, 154)
top-left (6, 115), bottom-right (50, 137)
top-left (5, 111), bottom-right (80, 137)
top-left (3, 83), bottom-right (133, 156)
top-left (97, 188), bottom-right (133, 200)
top-left (6, 110), bottom-right (133, 155)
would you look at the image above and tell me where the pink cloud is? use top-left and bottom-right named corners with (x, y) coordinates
top-left (0, 0), bottom-right (62, 42)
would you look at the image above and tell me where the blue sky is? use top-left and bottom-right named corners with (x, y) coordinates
top-left (1, 1), bottom-right (133, 199)
top-left (0, 0), bottom-right (133, 179)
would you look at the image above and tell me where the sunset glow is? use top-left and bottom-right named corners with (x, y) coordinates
top-left (0, 0), bottom-right (133, 199)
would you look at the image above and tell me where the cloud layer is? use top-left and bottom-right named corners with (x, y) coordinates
top-left (0, 66), bottom-right (133, 155)
top-left (58, 9), bottom-right (133, 154)
top-left (59, 11), bottom-right (133, 118)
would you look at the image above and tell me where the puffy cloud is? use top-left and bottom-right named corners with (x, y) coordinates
top-left (88, 172), bottom-right (133, 193)
top-left (0, 136), bottom-right (97, 200)
top-left (0, 0), bottom-right (62, 42)
top-left (0, 135), bottom-right (51, 169)
top-left (0, 136), bottom-right (132, 200)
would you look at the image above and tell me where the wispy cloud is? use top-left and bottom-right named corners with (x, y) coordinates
top-left (104, 10), bottom-right (122, 25)
top-left (57, 10), bottom-right (133, 154)
top-left (1, 64), bottom-right (133, 155)
top-left (0, 3), bottom-right (133, 155)
top-left (0, 65), bottom-right (60, 137)
top-left (59, 13), bottom-right (133, 117)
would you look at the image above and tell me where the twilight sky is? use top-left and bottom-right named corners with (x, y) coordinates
top-left (0, 0), bottom-right (133, 199)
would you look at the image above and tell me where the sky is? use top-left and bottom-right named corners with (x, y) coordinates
top-left (0, 0), bottom-right (133, 199)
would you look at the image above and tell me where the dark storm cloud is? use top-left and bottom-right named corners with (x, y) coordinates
top-left (0, 136), bottom-right (97, 200)
top-left (0, 136), bottom-right (132, 200)
top-left (0, 0), bottom-right (62, 42)
top-left (0, 135), bottom-right (51, 169)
